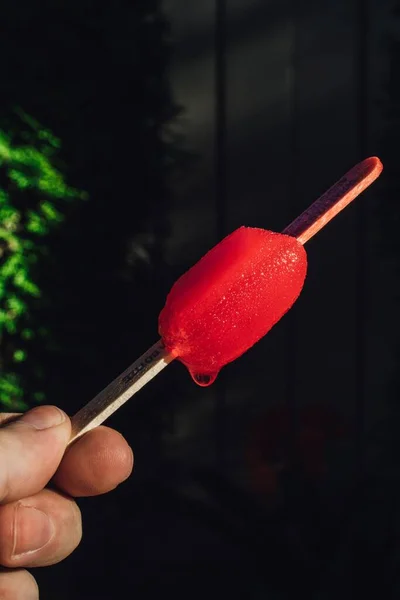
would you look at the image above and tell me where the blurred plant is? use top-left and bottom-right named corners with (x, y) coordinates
top-left (0, 109), bottom-right (86, 409)
top-left (0, 0), bottom-right (181, 415)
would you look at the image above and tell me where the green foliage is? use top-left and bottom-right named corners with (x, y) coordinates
top-left (0, 0), bottom-right (178, 415)
top-left (0, 372), bottom-right (27, 410)
top-left (0, 110), bottom-right (86, 409)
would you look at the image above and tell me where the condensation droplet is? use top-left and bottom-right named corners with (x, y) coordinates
top-left (189, 370), bottom-right (219, 387)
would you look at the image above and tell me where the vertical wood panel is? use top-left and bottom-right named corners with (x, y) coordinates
top-left (355, 0), bottom-right (369, 472)
top-left (365, 0), bottom-right (395, 450)
top-left (163, 0), bottom-right (220, 469)
top-left (163, 0), bottom-right (388, 481)
top-left (223, 0), bottom-right (294, 475)
top-left (291, 1), bottom-right (359, 429)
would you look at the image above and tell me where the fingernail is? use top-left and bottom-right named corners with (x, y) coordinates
top-left (20, 406), bottom-right (66, 430)
top-left (12, 504), bottom-right (55, 558)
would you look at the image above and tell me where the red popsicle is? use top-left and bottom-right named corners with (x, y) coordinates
top-left (69, 157), bottom-right (383, 443)
top-left (159, 228), bottom-right (307, 385)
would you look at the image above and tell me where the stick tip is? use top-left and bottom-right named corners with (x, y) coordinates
top-left (365, 156), bottom-right (384, 176)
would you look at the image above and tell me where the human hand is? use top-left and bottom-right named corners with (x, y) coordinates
top-left (0, 405), bottom-right (133, 599)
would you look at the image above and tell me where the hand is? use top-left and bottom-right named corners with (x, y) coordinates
top-left (0, 405), bottom-right (134, 599)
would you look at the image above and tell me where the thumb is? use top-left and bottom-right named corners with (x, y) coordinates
top-left (0, 406), bottom-right (71, 504)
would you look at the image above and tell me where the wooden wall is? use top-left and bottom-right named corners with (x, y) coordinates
top-left (162, 0), bottom-right (392, 483)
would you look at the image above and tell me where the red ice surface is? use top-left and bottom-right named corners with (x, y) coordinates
top-left (159, 227), bottom-right (307, 384)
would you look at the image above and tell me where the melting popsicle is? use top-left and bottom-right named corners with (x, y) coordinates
top-left (69, 156), bottom-right (383, 443)
top-left (159, 228), bottom-right (307, 385)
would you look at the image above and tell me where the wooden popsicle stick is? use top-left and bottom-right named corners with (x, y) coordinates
top-left (283, 156), bottom-right (383, 244)
top-left (68, 156), bottom-right (383, 444)
top-left (69, 340), bottom-right (174, 445)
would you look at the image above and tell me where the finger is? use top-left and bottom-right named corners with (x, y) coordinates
top-left (53, 426), bottom-right (134, 497)
top-left (0, 413), bottom-right (21, 426)
top-left (0, 488), bottom-right (82, 568)
top-left (0, 406), bottom-right (71, 504)
top-left (0, 568), bottom-right (39, 599)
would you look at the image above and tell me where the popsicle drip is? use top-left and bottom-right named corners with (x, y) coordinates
top-left (190, 370), bottom-right (219, 387)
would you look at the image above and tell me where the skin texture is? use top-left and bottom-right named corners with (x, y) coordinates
top-left (0, 406), bottom-right (134, 599)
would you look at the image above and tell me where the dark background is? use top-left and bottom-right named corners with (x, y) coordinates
top-left (1, 0), bottom-right (400, 597)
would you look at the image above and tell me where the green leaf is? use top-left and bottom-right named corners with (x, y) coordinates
top-left (0, 133), bottom-right (11, 162)
top-left (21, 328), bottom-right (34, 340)
top-left (26, 211), bottom-right (49, 235)
top-left (13, 349), bottom-right (27, 362)
top-left (0, 254), bottom-right (21, 278)
top-left (4, 319), bottom-right (17, 334)
top-left (6, 295), bottom-right (27, 316)
top-left (0, 372), bottom-right (26, 410)
top-left (40, 200), bottom-right (63, 223)
top-left (8, 169), bottom-right (31, 189)
top-left (33, 391), bottom-right (46, 403)
top-left (13, 271), bottom-right (41, 297)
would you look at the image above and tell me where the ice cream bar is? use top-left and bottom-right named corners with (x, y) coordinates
top-left (69, 157), bottom-right (383, 443)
